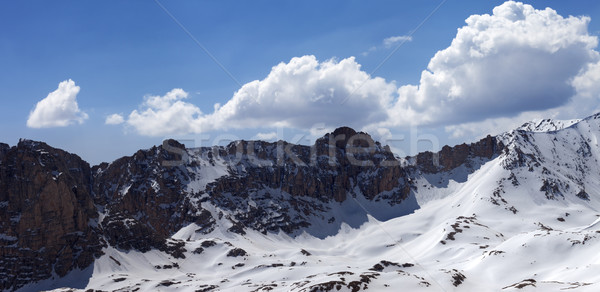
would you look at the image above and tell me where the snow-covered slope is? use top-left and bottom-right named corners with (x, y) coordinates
top-left (517, 118), bottom-right (581, 132)
top-left (14, 114), bottom-right (600, 291)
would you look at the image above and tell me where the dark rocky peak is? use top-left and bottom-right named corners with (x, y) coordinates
top-left (213, 139), bottom-right (315, 170)
top-left (12, 139), bottom-right (90, 173)
top-left (224, 139), bottom-right (280, 157)
top-left (94, 139), bottom-right (185, 175)
top-left (318, 126), bottom-right (379, 150)
top-left (15, 139), bottom-right (60, 157)
top-left (204, 126), bottom-right (407, 219)
top-left (414, 135), bottom-right (504, 173)
top-left (16, 139), bottom-right (52, 154)
top-left (17, 138), bottom-right (42, 148)
top-left (332, 126), bottom-right (357, 136)
top-left (92, 140), bottom-right (203, 260)
top-left (206, 128), bottom-right (379, 164)
top-left (0, 140), bottom-right (103, 291)
top-left (8, 140), bottom-right (91, 180)
top-left (153, 128), bottom-right (393, 170)
top-left (311, 127), bottom-right (394, 168)
top-left (159, 139), bottom-right (188, 163)
top-left (163, 138), bottom-right (186, 150)
top-left (93, 139), bottom-right (188, 172)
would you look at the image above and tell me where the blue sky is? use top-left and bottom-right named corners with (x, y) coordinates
top-left (2, 1), bottom-right (600, 165)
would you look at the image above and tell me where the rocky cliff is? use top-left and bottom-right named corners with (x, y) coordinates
top-left (201, 127), bottom-right (413, 235)
top-left (0, 140), bottom-right (104, 291)
top-left (92, 139), bottom-right (202, 257)
top-left (414, 135), bottom-right (504, 173)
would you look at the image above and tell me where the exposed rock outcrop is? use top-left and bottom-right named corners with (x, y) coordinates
top-left (92, 139), bottom-right (205, 256)
top-left (202, 128), bottom-right (413, 235)
top-left (0, 140), bottom-right (104, 291)
top-left (209, 129), bottom-right (407, 203)
top-left (414, 135), bottom-right (504, 173)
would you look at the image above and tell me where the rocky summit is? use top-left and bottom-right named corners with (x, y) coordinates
top-left (0, 140), bottom-right (104, 291)
top-left (4, 117), bottom-right (600, 291)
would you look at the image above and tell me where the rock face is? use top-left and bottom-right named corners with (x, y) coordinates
top-left (0, 127), bottom-right (507, 291)
top-left (0, 140), bottom-right (104, 291)
top-left (202, 129), bottom-right (412, 235)
top-left (209, 129), bottom-right (408, 203)
top-left (92, 139), bottom-right (201, 257)
top-left (414, 135), bottom-right (504, 173)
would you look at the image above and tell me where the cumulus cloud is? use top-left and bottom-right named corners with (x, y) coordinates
top-left (383, 35), bottom-right (412, 48)
top-left (388, 1), bottom-right (598, 127)
top-left (26, 79), bottom-right (88, 128)
top-left (126, 88), bottom-right (202, 136)
top-left (118, 55), bottom-right (396, 136)
top-left (105, 113), bottom-right (125, 125)
top-left (201, 55), bottom-right (395, 131)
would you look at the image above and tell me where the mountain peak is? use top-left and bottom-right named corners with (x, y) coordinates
top-left (517, 117), bottom-right (580, 132)
top-left (319, 126), bottom-right (378, 150)
top-left (17, 138), bottom-right (45, 149)
top-left (162, 138), bottom-right (186, 150)
top-left (331, 126), bottom-right (358, 137)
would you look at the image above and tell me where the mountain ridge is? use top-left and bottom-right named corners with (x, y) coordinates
top-left (2, 114), bottom-right (600, 291)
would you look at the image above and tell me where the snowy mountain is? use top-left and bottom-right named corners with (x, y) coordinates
top-left (3, 115), bottom-right (600, 291)
top-left (517, 118), bottom-right (581, 132)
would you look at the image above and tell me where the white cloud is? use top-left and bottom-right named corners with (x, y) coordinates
top-left (361, 46), bottom-right (377, 56)
top-left (388, 1), bottom-right (599, 127)
top-left (448, 56), bottom-right (600, 140)
top-left (119, 55), bottom-right (397, 136)
top-left (126, 88), bottom-right (203, 136)
top-left (105, 113), bottom-right (125, 125)
top-left (26, 79), bottom-right (88, 128)
top-left (444, 111), bottom-right (553, 139)
top-left (200, 55), bottom-right (396, 131)
top-left (363, 35), bottom-right (412, 56)
top-left (572, 62), bottom-right (600, 100)
top-left (383, 35), bottom-right (412, 48)
top-left (253, 132), bottom-right (278, 141)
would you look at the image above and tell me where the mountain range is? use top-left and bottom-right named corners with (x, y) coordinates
top-left (2, 114), bottom-right (600, 291)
